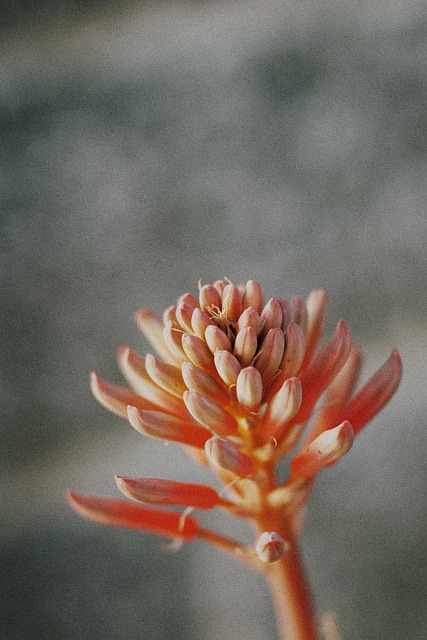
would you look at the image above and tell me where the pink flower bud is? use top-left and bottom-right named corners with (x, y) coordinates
top-left (205, 325), bottom-right (232, 353)
top-left (214, 350), bottom-right (241, 386)
top-left (242, 280), bottom-right (264, 313)
top-left (205, 436), bottom-right (254, 476)
top-left (236, 366), bottom-right (263, 411)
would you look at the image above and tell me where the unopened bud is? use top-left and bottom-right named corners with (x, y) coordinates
top-left (255, 531), bottom-right (286, 563)
top-left (205, 436), bottom-right (253, 476)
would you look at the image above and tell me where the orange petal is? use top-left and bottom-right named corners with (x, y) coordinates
top-left (127, 406), bottom-right (211, 448)
top-left (305, 346), bottom-right (362, 443)
top-left (117, 347), bottom-right (189, 418)
top-left (342, 349), bottom-right (402, 435)
top-left (134, 308), bottom-right (178, 364)
top-left (67, 491), bottom-right (199, 540)
top-left (290, 420), bottom-right (354, 478)
top-left (144, 353), bottom-right (187, 398)
top-left (296, 320), bottom-right (352, 423)
top-left (301, 289), bottom-right (327, 370)
top-left (183, 390), bottom-right (238, 436)
top-left (290, 297), bottom-right (308, 333)
top-left (116, 476), bottom-right (220, 509)
top-left (90, 372), bottom-right (160, 418)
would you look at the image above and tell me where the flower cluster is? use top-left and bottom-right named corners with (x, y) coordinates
top-left (68, 279), bottom-right (401, 565)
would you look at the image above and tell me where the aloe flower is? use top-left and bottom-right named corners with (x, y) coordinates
top-left (68, 279), bottom-right (402, 640)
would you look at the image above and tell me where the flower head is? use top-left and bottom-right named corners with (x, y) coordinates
top-left (68, 279), bottom-right (402, 562)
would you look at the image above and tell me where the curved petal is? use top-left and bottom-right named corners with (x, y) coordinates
top-left (67, 491), bottom-right (199, 540)
top-left (116, 476), bottom-right (221, 509)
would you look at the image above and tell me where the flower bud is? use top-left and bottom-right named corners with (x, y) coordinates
top-left (205, 436), bottom-right (253, 476)
top-left (255, 531), bottom-right (286, 563)
top-left (236, 366), bottom-right (263, 411)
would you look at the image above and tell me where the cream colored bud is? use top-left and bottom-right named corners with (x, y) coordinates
top-left (205, 436), bottom-right (253, 476)
top-left (236, 366), bottom-right (263, 411)
top-left (214, 350), bottom-right (241, 386)
top-left (255, 531), bottom-right (286, 563)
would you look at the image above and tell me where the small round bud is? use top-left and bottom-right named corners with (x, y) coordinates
top-left (255, 531), bottom-right (286, 563)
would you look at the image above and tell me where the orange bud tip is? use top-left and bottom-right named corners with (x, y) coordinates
top-left (255, 531), bottom-right (287, 563)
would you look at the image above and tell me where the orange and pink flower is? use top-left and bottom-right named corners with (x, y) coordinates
top-left (68, 279), bottom-right (402, 639)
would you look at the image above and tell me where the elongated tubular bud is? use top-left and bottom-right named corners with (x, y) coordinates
top-left (296, 320), bottom-right (352, 424)
top-left (177, 293), bottom-right (199, 312)
top-left (182, 333), bottom-right (216, 373)
top-left (117, 347), bottom-right (189, 418)
top-left (135, 308), bottom-right (178, 364)
top-left (182, 362), bottom-right (229, 403)
top-left (67, 492), bottom-right (199, 540)
top-left (90, 372), bottom-right (160, 418)
top-left (214, 350), bottom-right (241, 386)
top-left (145, 353), bottom-right (187, 399)
top-left (305, 346), bottom-right (362, 444)
top-left (199, 284), bottom-right (222, 312)
top-left (191, 307), bottom-right (214, 339)
top-left (260, 298), bottom-right (283, 337)
top-left (213, 279), bottom-right (227, 296)
top-left (162, 304), bottom-right (177, 326)
top-left (290, 297), bottom-right (308, 332)
top-left (254, 328), bottom-right (285, 385)
top-left (236, 366), bottom-right (263, 411)
top-left (222, 284), bottom-right (243, 321)
top-left (301, 289), bottom-right (327, 370)
top-left (242, 280), bottom-right (264, 313)
top-left (341, 349), bottom-right (402, 435)
top-left (164, 321), bottom-right (187, 361)
top-left (128, 405), bottom-right (211, 448)
top-left (205, 325), bottom-right (232, 353)
top-left (255, 532), bottom-right (286, 563)
top-left (237, 307), bottom-right (261, 334)
top-left (277, 298), bottom-right (291, 332)
top-left (205, 436), bottom-right (254, 476)
top-left (176, 302), bottom-right (195, 333)
top-left (116, 476), bottom-right (221, 509)
top-left (234, 326), bottom-right (258, 367)
top-left (290, 420), bottom-right (354, 478)
top-left (260, 377), bottom-right (302, 441)
top-left (183, 390), bottom-right (238, 436)
top-left (279, 322), bottom-right (306, 378)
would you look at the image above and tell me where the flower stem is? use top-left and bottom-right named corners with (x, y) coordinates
top-left (265, 541), bottom-right (320, 640)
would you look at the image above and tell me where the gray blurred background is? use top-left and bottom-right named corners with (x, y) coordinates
top-left (1, 0), bottom-right (426, 638)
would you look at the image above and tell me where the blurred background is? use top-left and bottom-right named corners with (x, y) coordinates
top-left (1, 0), bottom-right (426, 638)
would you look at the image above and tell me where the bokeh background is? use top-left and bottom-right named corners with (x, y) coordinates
top-left (1, 0), bottom-right (426, 638)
